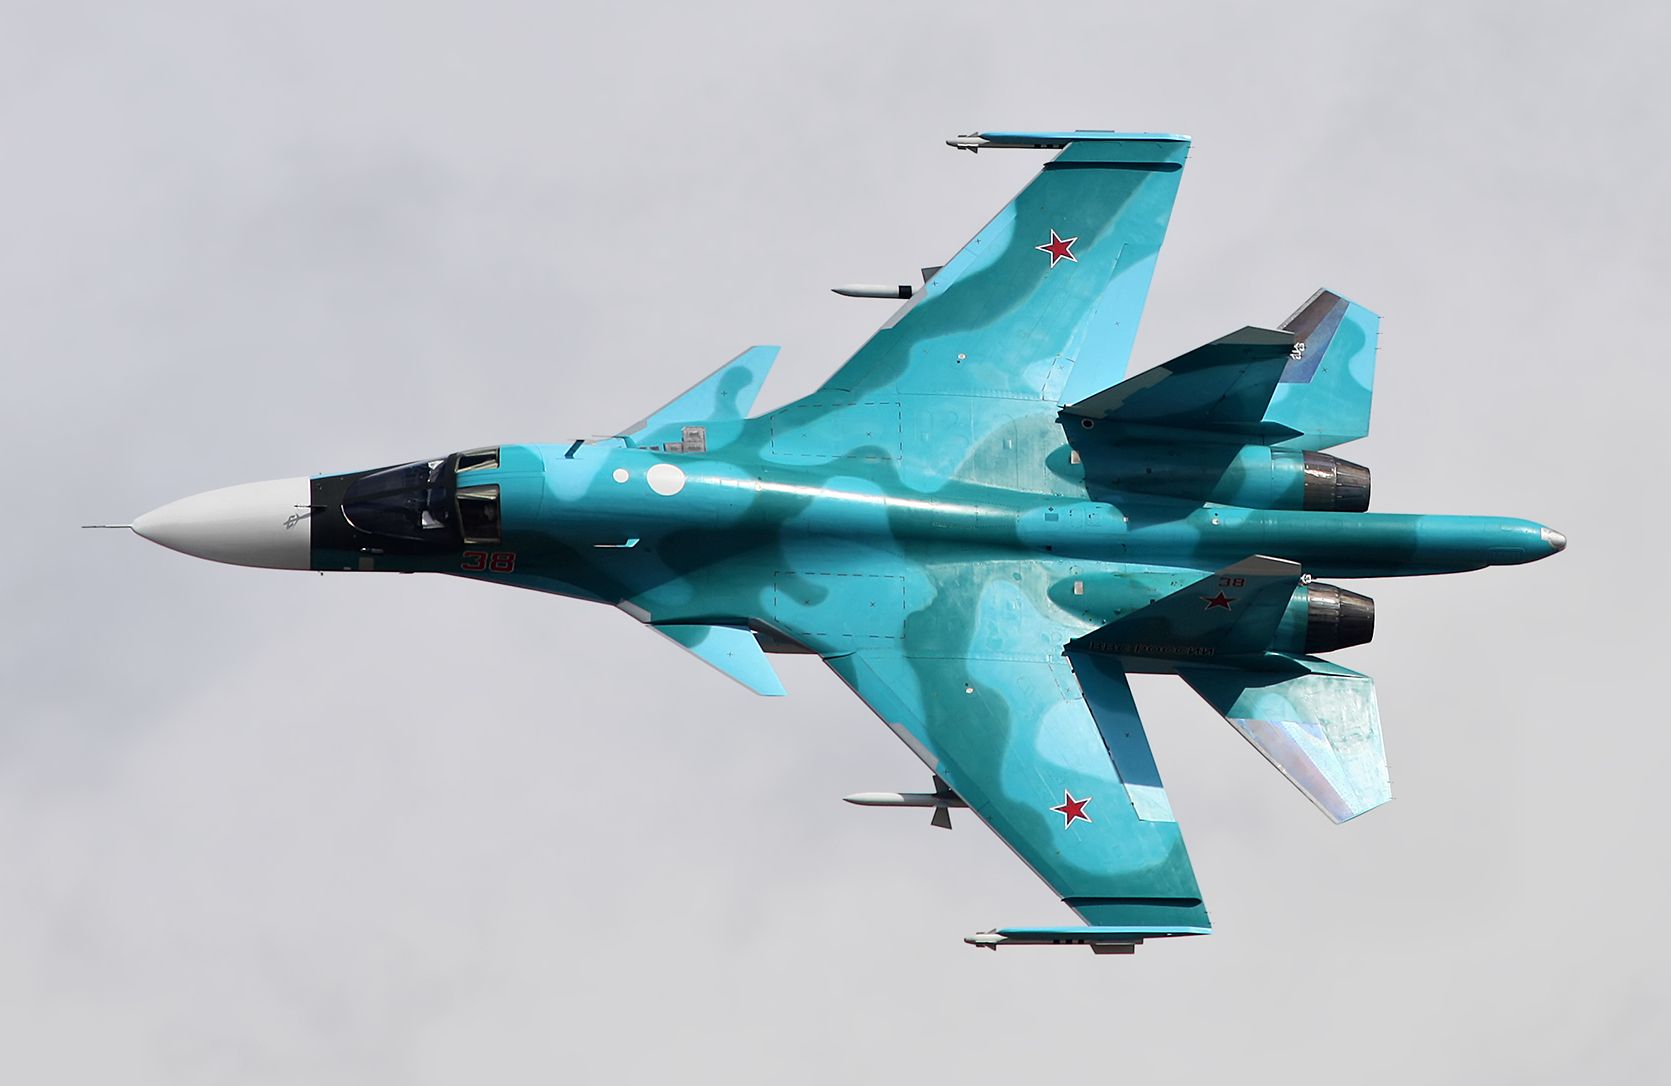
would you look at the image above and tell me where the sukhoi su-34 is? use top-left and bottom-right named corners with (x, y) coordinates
top-left (116, 131), bottom-right (1566, 953)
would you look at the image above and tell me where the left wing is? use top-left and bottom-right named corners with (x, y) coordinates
top-left (824, 650), bottom-right (1208, 937)
top-left (772, 559), bottom-right (1210, 940)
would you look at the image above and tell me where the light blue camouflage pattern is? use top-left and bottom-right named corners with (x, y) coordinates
top-left (132, 132), bottom-right (1567, 952)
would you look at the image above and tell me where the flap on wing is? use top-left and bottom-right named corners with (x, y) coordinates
top-left (1181, 655), bottom-right (1390, 822)
top-left (621, 345), bottom-right (779, 447)
top-left (1066, 652), bottom-right (1175, 822)
top-left (650, 623), bottom-right (786, 697)
top-left (1064, 326), bottom-right (1297, 436)
top-left (1068, 556), bottom-right (1303, 664)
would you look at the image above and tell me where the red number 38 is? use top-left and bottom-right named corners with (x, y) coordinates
top-left (461, 551), bottom-right (516, 573)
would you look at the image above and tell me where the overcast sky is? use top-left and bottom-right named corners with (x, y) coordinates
top-left (3, 1), bottom-right (1667, 1082)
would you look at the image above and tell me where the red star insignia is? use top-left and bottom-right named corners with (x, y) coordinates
top-left (1036, 228), bottom-right (1078, 267)
top-left (1051, 790), bottom-right (1093, 828)
top-left (1201, 591), bottom-right (1235, 610)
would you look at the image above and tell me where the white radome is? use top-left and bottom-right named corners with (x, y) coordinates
top-left (131, 477), bottom-right (313, 569)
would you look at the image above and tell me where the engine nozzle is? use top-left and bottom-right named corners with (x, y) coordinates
top-left (1302, 452), bottom-right (1371, 512)
top-left (1302, 583), bottom-right (1375, 653)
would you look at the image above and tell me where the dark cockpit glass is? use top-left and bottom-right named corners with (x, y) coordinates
top-left (342, 458), bottom-right (456, 541)
top-left (339, 451), bottom-right (505, 549)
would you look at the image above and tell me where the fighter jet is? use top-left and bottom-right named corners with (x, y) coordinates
top-left (117, 131), bottom-right (1565, 953)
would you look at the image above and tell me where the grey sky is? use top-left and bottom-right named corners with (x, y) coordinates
top-left (3, 1), bottom-right (1666, 1081)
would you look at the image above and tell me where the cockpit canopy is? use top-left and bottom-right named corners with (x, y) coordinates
top-left (341, 448), bottom-right (501, 547)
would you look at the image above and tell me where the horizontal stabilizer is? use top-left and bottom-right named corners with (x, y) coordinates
top-left (651, 623), bottom-right (786, 697)
top-left (622, 346), bottom-right (779, 447)
top-left (1068, 556), bottom-right (1303, 667)
top-left (1063, 290), bottom-right (1379, 450)
top-left (1182, 656), bottom-right (1389, 822)
top-left (1064, 326), bottom-right (1299, 438)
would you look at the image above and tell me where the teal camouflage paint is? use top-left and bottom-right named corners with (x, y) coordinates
top-left (128, 132), bottom-right (1565, 953)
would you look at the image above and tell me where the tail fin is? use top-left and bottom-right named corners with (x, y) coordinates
top-left (1265, 290), bottom-right (1379, 451)
top-left (1064, 289), bottom-right (1380, 451)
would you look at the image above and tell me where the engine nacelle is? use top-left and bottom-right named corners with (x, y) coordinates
top-left (1070, 443), bottom-right (1370, 512)
top-left (1274, 582), bottom-right (1376, 654)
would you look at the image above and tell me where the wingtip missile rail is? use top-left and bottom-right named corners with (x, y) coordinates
top-left (965, 926), bottom-right (1211, 954)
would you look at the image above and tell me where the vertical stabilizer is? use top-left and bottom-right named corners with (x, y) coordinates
top-left (1181, 656), bottom-right (1390, 822)
top-left (1265, 291), bottom-right (1379, 451)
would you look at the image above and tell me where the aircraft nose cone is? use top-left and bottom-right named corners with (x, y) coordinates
top-left (1541, 527), bottom-right (1568, 553)
top-left (132, 477), bottom-right (313, 569)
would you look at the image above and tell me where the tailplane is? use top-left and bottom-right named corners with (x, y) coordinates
top-left (1064, 289), bottom-right (1379, 451)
